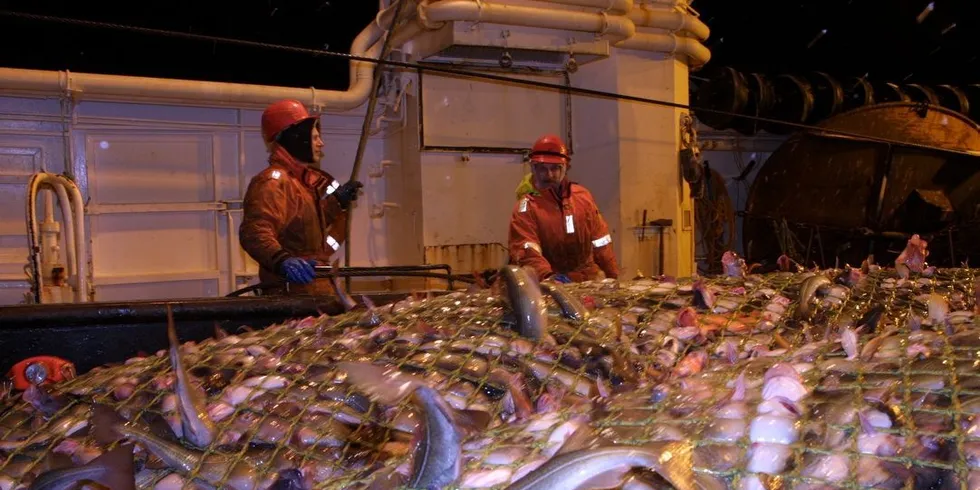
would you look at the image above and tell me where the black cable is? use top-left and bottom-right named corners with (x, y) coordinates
top-left (2, 9), bottom-right (979, 158)
top-left (344, 0), bottom-right (408, 292)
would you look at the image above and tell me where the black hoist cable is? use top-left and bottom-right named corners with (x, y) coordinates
top-left (343, 0), bottom-right (409, 293)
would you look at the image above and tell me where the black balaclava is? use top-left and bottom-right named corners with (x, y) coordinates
top-left (276, 118), bottom-right (318, 164)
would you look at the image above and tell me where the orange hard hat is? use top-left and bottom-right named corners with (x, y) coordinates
top-left (529, 134), bottom-right (570, 165)
top-left (261, 99), bottom-right (318, 143)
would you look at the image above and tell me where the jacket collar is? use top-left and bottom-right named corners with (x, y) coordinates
top-left (268, 144), bottom-right (332, 192)
top-left (535, 179), bottom-right (571, 202)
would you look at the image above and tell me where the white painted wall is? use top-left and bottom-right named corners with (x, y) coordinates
top-left (0, 96), bottom-right (388, 305)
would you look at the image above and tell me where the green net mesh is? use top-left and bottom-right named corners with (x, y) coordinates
top-left (1, 267), bottom-right (978, 489)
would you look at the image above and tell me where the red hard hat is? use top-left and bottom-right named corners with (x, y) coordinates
top-left (529, 134), bottom-right (570, 165)
top-left (261, 99), bottom-right (318, 143)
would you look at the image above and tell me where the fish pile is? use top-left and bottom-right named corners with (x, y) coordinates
top-left (1, 236), bottom-right (979, 489)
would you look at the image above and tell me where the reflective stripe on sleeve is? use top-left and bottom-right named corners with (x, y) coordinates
top-left (326, 235), bottom-right (340, 251)
top-left (325, 180), bottom-right (340, 196)
top-left (592, 234), bottom-right (612, 248)
top-left (524, 242), bottom-right (542, 254)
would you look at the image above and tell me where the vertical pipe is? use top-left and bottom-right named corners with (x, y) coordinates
top-left (60, 175), bottom-right (89, 302)
top-left (52, 183), bottom-right (77, 281)
top-left (40, 190), bottom-right (56, 284)
top-left (345, 0), bottom-right (410, 292)
top-left (26, 174), bottom-right (43, 304)
top-left (226, 210), bottom-right (238, 295)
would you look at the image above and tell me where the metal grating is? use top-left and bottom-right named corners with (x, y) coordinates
top-left (0, 265), bottom-right (978, 489)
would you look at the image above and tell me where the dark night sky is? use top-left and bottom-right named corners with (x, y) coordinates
top-left (0, 0), bottom-right (974, 90)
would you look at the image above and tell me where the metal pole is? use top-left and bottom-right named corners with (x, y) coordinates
top-left (343, 0), bottom-right (409, 292)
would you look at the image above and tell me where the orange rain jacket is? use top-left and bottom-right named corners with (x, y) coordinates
top-left (240, 146), bottom-right (349, 287)
top-left (508, 179), bottom-right (619, 282)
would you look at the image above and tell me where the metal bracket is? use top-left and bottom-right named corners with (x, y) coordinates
top-left (370, 202), bottom-right (401, 219)
top-left (368, 160), bottom-right (399, 178)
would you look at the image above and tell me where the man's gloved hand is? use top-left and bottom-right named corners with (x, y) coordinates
top-left (280, 257), bottom-right (317, 285)
top-left (551, 273), bottom-right (572, 284)
top-left (334, 180), bottom-right (364, 209)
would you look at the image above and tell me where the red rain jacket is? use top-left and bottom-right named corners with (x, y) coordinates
top-left (239, 145), bottom-right (349, 286)
top-left (508, 180), bottom-right (619, 282)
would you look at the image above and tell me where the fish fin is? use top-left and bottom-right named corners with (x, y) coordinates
top-left (270, 468), bottom-right (307, 490)
top-left (554, 423), bottom-right (606, 456)
top-left (365, 467), bottom-right (407, 490)
top-left (362, 295), bottom-right (376, 311)
top-left (452, 408), bottom-right (492, 433)
top-left (731, 371), bottom-right (746, 401)
top-left (725, 341), bottom-right (738, 365)
top-left (91, 403), bottom-right (127, 445)
top-left (857, 410), bottom-right (877, 435)
top-left (91, 443), bottom-right (136, 490)
top-left (213, 322), bottom-right (228, 339)
top-left (841, 327), bottom-right (858, 359)
top-left (640, 441), bottom-right (698, 490)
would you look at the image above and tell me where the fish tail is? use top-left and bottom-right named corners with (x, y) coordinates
top-left (31, 443), bottom-right (137, 490)
top-left (90, 403), bottom-right (126, 445)
top-left (91, 443), bottom-right (137, 490)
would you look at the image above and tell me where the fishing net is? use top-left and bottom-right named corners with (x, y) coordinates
top-left (1, 265), bottom-right (978, 489)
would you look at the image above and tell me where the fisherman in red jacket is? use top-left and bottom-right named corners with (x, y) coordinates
top-left (508, 134), bottom-right (620, 283)
top-left (240, 99), bottom-right (363, 295)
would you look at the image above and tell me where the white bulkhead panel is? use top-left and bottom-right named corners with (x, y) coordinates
top-left (421, 152), bottom-right (526, 247)
top-left (0, 97), bottom-right (69, 304)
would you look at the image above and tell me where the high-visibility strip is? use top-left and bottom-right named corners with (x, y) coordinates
top-left (326, 235), bottom-right (340, 251)
top-left (565, 215), bottom-right (575, 234)
top-left (592, 234), bottom-right (612, 248)
top-left (524, 241), bottom-right (542, 254)
top-left (325, 180), bottom-right (340, 196)
top-left (519, 198), bottom-right (529, 213)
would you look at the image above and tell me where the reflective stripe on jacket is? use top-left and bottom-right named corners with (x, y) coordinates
top-left (508, 180), bottom-right (619, 282)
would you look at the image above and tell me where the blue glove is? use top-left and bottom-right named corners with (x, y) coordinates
top-left (280, 257), bottom-right (317, 284)
top-left (552, 273), bottom-right (572, 284)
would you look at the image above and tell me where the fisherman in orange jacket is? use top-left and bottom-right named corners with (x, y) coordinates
top-left (240, 99), bottom-right (363, 294)
top-left (508, 134), bottom-right (620, 283)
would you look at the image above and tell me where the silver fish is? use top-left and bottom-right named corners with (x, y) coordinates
top-left (500, 265), bottom-right (547, 340)
top-left (505, 444), bottom-right (696, 490)
top-left (166, 305), bottom-right (215, 448)
top-left (540, 281), bottom-right (589, 321)
top-left (794, 274), bottom-right (831, 319)
top-left (408, 385), bottom-right (463, 489)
